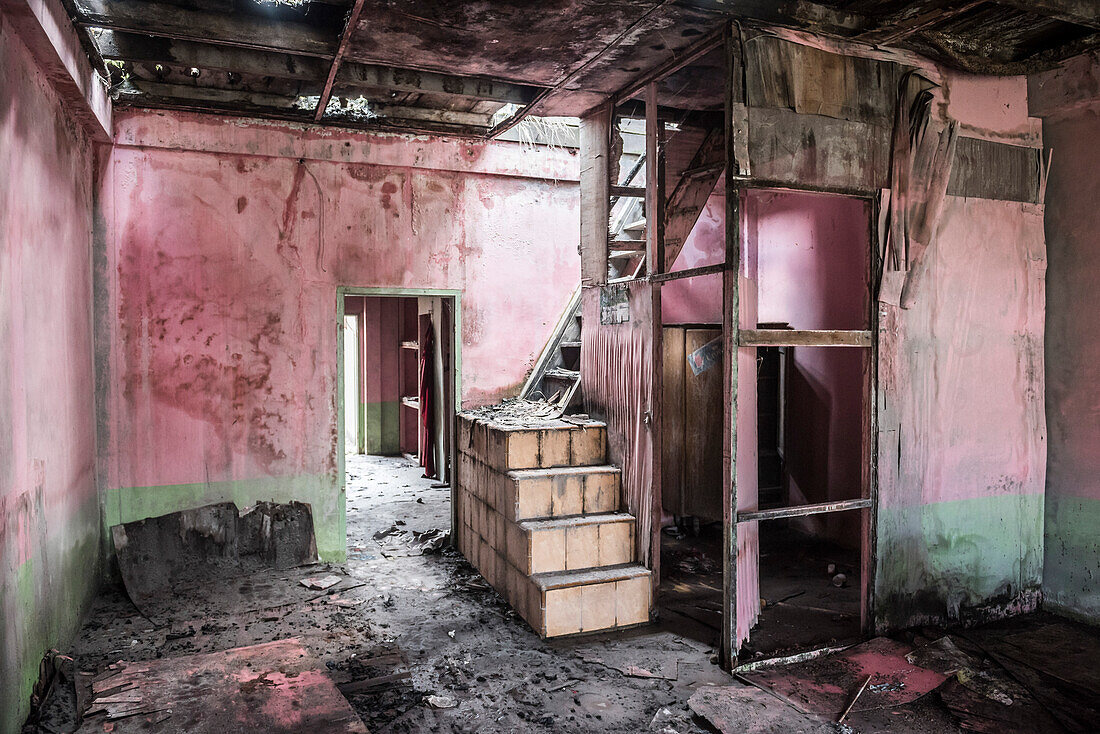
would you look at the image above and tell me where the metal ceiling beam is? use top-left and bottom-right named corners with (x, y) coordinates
top-left (73, 0), bottom-right (338, 58)
top-left (93, 29), bottom-right (543, 106)
top-left (337, 64), bottom-right (542, 106)
top-left (93, 30), bottom-right (329, 80)
top-left (314, 0), bottom-right (367, 121)
top-left (117, 81), bottom-right (494, 137)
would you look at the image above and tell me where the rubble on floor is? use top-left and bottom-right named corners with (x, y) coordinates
top-left (23, 454), bottom-right (1100, 733)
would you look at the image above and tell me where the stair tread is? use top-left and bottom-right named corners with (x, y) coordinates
top-left (508, 464), bottom-right (620, 479)
top-left (531, 563), bottom-right (651, 591)
top-left (459, 412), bottom-right (603, 432)
top-left (519, 512), bottom-right (634, 531)
top-left (560, 340), bottom-right (581, 348)
top-left (545, 367), bottom-right (580, 378)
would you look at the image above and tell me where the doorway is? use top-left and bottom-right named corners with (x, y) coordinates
top-left (337, 289), bottom-right (461, 554)
top-left (730, 188), bottom-right (875, 661)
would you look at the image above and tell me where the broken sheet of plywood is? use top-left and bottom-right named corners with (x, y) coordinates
top-left (112, 501), bottom-right (318, 618)
top-left (739, 637), bottom-right (948, 718)
top-left (78, 639), bottom-right (367, 733)
top-left (688, 685), bottom-right (837, 734)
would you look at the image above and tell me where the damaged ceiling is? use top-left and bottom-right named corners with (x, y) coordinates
top-left (65, 0), bottom-right (1100, 137)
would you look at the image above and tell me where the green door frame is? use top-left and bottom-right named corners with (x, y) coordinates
top-left (336, 286), bottom-right (463, 542)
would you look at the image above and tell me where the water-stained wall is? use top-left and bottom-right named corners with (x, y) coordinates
top-left (96, 109), bottom-right (581, 562)
top-left (1, 15), bottom-right (101, 731)
top-left (1030, 52), bottom-right (1100, 624)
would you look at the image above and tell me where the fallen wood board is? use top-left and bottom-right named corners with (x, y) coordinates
top-left (688, 685), bottom-right (837, 734)
top-left (76, 639), bottom-right (367, 733)
top-left (739, 637), bottom-right (948, 718)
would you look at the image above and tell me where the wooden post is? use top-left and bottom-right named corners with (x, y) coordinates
top-left (644, 83), bottom-right (666, 278)
top-left (720, 21), bottom-right (742, 671)
top-left (579, 106), bottom-right (612, 287)
top-left (644, 83), bottom-right (667, 599)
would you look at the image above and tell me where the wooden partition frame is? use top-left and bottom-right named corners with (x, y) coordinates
top-left (603, 22), bottom-right (880, 667)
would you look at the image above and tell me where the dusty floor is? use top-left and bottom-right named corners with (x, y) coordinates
top-left (26, 455), bottom-right (1100, 733)
top-left (659, 522), bottom-right (862, 657)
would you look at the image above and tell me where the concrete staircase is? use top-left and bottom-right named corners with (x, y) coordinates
top-left (457, 413), bottom-right (652, 637)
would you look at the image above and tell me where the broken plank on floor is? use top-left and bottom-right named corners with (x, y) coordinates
top-left (77, 638), bottom-right (367, 733)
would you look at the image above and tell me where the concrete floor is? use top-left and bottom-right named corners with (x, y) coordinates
top-left (33, 455), bottom-right (1096, 733)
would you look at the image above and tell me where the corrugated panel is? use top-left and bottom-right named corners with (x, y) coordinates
top-left (947, 136), bottom-right (1041, 203)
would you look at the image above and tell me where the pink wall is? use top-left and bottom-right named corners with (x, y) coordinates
top-left (97, 109), bottom-right (581, 559)
top-left (1, 14), bottom-right (101, 729)
top-left (748, 190), bottom-right (869, 544)
top-left (1029, 55), bottom-right (1100, 622)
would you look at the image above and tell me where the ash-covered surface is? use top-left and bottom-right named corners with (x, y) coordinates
top-left (460, 399), bottom-right (602, 430)
top-left (31, 455), bottom-right (726, 733)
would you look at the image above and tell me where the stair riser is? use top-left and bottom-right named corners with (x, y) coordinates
top-left (541, 575), bottom-right (650, 637)
top-left (458, 454), bottom-right (621, 521)
top-left (458, 415), bottom-right (606, 471)
top-left (457, 529), bottom-right (650, 638)
top-left (512, 519), bottom-right (634, 575)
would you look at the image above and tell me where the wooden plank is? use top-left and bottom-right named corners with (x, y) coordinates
top-left (315, 0), bottom-right (368, 121)
top-left (611, 185), bottom-right (646, 198)
top-left (684, 329), bottom-right (724, 521)
top-left (73, 0), bottom-right (338, 58)
top-left (579, 108), bottom-right (612, 287)
top-left (996, 0), bottom-right (1100, 30)
top-left (662, 328), bottom-right (686, 516)
top-left (612, 26), bottom-right (726, 106)
top-left (720, 21), bottom-right (740, 672)
top-left (736, 498), bottom-right (872, 523)
top-left (739, 330), bottom-right (872, 347)
top-left (650, 262), bottom-right (726, 284)
top-left (645, 83), bottom-right (666, 277)
top-left (947, 136), bottom-right (1041, 204)
top-left (744, 107), bottom-right (890, 195)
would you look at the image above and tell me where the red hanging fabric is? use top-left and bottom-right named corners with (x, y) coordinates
top-left (418, 314), bottom-right (436, 479)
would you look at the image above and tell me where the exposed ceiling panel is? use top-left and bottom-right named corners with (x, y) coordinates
top-left (64, 0), bottom-right (1100, 138)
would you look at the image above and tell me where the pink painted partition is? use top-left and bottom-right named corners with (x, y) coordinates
top-left (875, 196), bottom-right (1046, 629)
top-left (1, 15), bottom-right (101, 730)
top-left (97, 109), bottom-right (582, 560)
top-left (581, 282), bottom-right (656, 567)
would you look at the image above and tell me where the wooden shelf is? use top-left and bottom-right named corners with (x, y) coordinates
top-left (401, 341), bottom-right (419, 350)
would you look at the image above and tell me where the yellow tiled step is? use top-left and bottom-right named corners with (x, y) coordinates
top-left (507, 512), bottom-right (634, 575)
top-left (458, 414), bottom-right (607, 471)
top-left (529, 564), bottom-right (652, 638)
top-left (506, 465), bottom-right (621, 521)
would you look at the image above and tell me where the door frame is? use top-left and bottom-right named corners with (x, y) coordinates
top-left (336, 286), bottom-right (463, 544)
top-left (721, 185), bottom-right (880, 668)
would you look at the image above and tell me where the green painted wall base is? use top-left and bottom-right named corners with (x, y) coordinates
top-left (876, 493), bottom-right (1044, 630)
top-left (364, 400), bottom-right (401, 455)
top-left (103, 474), bottom-right (346, 562)
top-left (1, 503), bottom-right (100, 734)
top-left (1044, 494), bottom-right (1100, 622)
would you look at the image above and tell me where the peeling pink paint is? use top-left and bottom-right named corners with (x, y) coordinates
top-left (1, 13), bottom-right (101, 728)
top-left (98, 108), bottom-right (580, 503)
